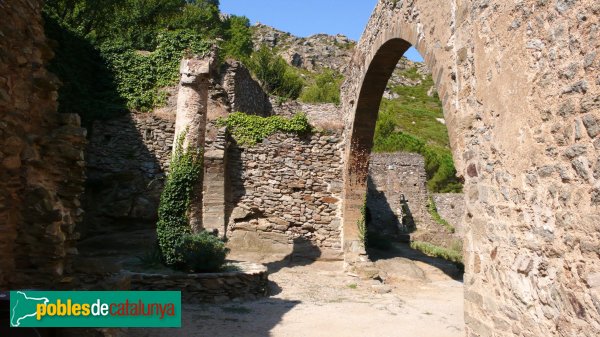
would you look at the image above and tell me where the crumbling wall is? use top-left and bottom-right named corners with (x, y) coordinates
top-left (227, 132), bottom-right (343, 249)
top-left (83, 113), bottom-right (174, 236)
top-left (220, 60), bottom-right (272, 116)
top-left (367, 153), bottom-right (428, 236)
top-left (0, 0), bottom-right (86, 288)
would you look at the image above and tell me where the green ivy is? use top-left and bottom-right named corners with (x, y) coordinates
top-left (157, 132), bottom-right (203, 267)
top-left (217, 112), bottom-right (312, 145)
top-left (101, 31), bottom-right (210, 112)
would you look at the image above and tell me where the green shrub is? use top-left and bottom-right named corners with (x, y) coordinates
top-left (157, 133), bottom-right (203, 267)
top-left (221, 15), bottom-right (254, 61)
top-left (176, 232), bottom-right (229, 273)
top-left (410, 241), bottom-right (463, 266)
top-left (247, 46), bottom-right (304, 99)
top-left (217, 112), bottom-right (312, 145)
top-left (300, 69), bottom-right (343, 104)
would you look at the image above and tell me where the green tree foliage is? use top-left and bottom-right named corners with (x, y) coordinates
top-left (157, 133), bottom-right (203, 267)
top-left (43, 0), bottom-right (254, 124)
top-left (300, 69), bottom-right (343, 104)
top-left (217, 112), bottom-right (312, 145)
top-left (247, 46), bottom-right (304, 99)
top-left (221, 16), bottom-right (254, 60)
top-left (45, 0), bottom-right (224, 50)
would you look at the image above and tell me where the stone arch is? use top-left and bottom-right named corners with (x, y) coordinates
top-left (342, 1), bottom-right (600, 336)
top-left (340, 0), bottom-right (460, 260)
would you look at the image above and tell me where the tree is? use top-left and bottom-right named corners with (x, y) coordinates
top-left (222, 16), bottom-right (254, 60)
top-left (247, 46), bottom-right (304, 99)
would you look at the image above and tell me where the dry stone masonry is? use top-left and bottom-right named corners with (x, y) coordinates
top-left (227, 132), bottom-right (344, 249)
top-left (84, 113), bottom-right (174, 236)
top-left (342, 0), bottom-right (600, 336)
top-left (0, 0), bottom-right (86, 288)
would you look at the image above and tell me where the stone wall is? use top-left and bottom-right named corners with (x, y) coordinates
top-left (227, 132), bottom-right (343, 249)
top-left (343, 0), bottom-right (600, 335)
top-left (84, 113), bottom-right (174, 236)
top-left (432, 193), bottom-right (465, 236)
top-left (367, 153), bottom-right (428, 236)
top-left (0, 0), bottom-right (86, 288)
top-left (220, 60), bottom-right (272, 116)
top-left (128, 262), bottom-right (268, 304)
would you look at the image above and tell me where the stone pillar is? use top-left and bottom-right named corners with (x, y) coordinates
top-left (202, 128), bottom-right (228, 236)
top-left (173, 56), bottom-right (212, 233)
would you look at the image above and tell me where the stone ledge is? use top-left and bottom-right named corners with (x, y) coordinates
top-left (124, 261), bottom-right (269, 304)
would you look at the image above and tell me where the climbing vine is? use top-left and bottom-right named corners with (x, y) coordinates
top-left (217, 112), bottom-right (312, 145)
top-left (156, 131), bottom-right (203, 267)
top-left (101, 31), bottom-right (210, 112)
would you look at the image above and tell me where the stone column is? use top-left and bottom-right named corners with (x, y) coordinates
top-left (173, 56), bottom-right (212, 233)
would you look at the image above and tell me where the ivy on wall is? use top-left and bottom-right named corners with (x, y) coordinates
top-left (217, 112), bottom-right (312, 145)
top-left (101, 31), bottom-right (210, 112)
top-left (156, 132), bottom-right (203, 267)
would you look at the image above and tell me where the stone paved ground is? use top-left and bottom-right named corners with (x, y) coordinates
top-left (129, 243), bottom-right (464, 337)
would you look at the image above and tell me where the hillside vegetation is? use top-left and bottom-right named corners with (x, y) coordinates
top-left (374, 67), bottom-right (463, 193)
top-left (43, 0), bottom-right (253, 125)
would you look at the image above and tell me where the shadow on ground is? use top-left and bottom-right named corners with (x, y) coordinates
top-left (369, 242), bottom-right (463, 282)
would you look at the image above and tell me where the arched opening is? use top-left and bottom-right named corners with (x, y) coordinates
top-left (342, 35), bottom-right (465, 331)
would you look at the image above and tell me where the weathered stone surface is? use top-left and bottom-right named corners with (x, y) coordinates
top-left (227, 132), bottom-right (343, 249)
top-left (83, 113), bottom-right (173, 236)
top-left (126, 262), bottom-right (269, 304)
top-left (0, 0), bottom-right (85, 288)
top-left (341, 0), bottom-right (600, 336)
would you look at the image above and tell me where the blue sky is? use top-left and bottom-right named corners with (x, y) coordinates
top-left (219, 0), bottom-right (423, 62)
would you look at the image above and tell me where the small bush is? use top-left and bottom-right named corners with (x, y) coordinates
top-left (217, 112), bottom-right (312, 145)
top-left (247, 46), bottom-right (304, 99)
top-left (176, 232), bottom-right (229, 273)
top-left (300, 69), bottom-right (343, 104)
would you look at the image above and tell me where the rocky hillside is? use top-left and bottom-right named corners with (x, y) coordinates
top-left (251, 23), bottom-right (432, 91)
top-left (252, 23), bottom-right (354, 72)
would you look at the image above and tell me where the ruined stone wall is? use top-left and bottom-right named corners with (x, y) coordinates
top-left (227, 132), bottom-right (343, 249)
top-left (220, 61), bottom-right (272, 116)
top-left (84, 113), bottom-right (174, 236)
top-left (344, 0), bottom-right (600, 335)
top-left (367, 153), bottom-right (428, 236)
top-left (432, 193), bottom-right (465, 236)
top-left (0, 0), bottom-right (86, 288)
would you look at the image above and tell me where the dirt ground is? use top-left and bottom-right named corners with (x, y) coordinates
top-left (129, 243), bottom-right (464, 337)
